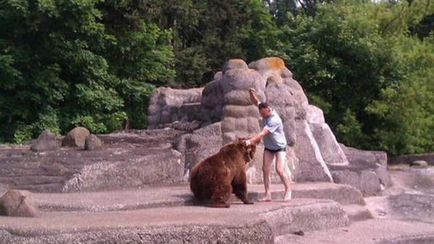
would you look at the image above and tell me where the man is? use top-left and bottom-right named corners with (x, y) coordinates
top-left (245, 88), bottom-right (292, 202)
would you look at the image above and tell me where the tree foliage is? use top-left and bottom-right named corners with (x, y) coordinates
top-left (0, 0), bottom-right (174, 141)
top-left (276, 0), bottom-right (434, 153)
top-left (0, 0), bottom-right (433, 155)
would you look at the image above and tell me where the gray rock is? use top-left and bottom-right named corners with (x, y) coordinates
top-left (248, 57), bottom-right (287, 75)
top-left (294, 120), bottom-right (333, 182)
top-left (84, 134), bottom-right (103, 150)
top-left (223, 59), bottom-right (249, 73)
top-left (389, 193), bottom-right (434, 223)
top-left (176, 123), bottom-right (223, 179)
top-left (332, 168), bottom-right (385, 196)
top-left (0, 183), bottom-right (7, 197)
top-left (332, 144), bottom-right (392, 195)
top-left (0, 190), bottom-right (38, 217)
top-left (147, 87), bottom-right (203, 128)
top-left (30, 130), bottom-right (61, 152)
top-left (262, 200), bottom-right (349, 236)
top-left (62, 147), bottom-right (184, 192)
top-left (410, 160), bottom-right (428, 167)
top-left (62, 127), bottom-right (90, 148)
top-left (360, 170), bottom-right (382, 195)
top-left (220, 68), bottom-right (264, 95)
top-left (389, 153), bottom-right (434, 166)
top-left (201, 79), bottom-right (224, 123)
top-left (306, 105), bottom-right (325, 124)
top-left (310, 122), bottom-right (349, 166)
top-left (332, 170), bottom-right (361, 190)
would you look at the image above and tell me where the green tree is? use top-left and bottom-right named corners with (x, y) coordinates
top-left (367, 36), bottom-right (434, 154)
top-left (0, 0), bottom-right (175, 142)
top-left (277, 0), bottom-right (434, 153)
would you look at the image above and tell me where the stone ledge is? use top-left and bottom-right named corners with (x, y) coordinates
top-left (0, 200), bottom-right (347, 244)
top-left (33, 183), bottom-right (365, 212)
top-left (275, 219), bottom-right (434, 244)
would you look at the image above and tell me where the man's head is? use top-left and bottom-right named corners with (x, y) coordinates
top-left (258, 102), bottom-right (273, 118)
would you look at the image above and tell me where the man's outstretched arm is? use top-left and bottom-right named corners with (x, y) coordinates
top-left (246, 128), bottom-right (270, 145)
top-left (249, 88), bottom-right (260, 106)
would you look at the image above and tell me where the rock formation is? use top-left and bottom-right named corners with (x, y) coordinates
top-left (62, 127), bottom-right (90, 148)
top-left (30, 129), bottom-right (61, 152)
top-left (0, 57), bottom-right (390, 196)
top-left (0, 190), bottom-right (38, 217)
top-left (148, 57), bottom-right (390, 195)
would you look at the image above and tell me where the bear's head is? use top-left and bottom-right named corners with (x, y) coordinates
top-left (236, 138), bottom-right (256, 163)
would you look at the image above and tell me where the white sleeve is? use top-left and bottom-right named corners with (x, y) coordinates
top-left (264, 120), bottom-right (279, 133)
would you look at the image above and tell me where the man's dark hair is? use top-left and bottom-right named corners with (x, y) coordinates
top-left (258, 102), bottom-right (271, 110)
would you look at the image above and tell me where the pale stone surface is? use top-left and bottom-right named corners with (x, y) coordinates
top-left (0, 186), bottom-right (353, 244)
top-left (175, 123), bottom-right (223, 177)
top-left (294, 120), bottom-right (333, 182)
top-left (0, 190), bottom-right (38, 217)
top-left (222, 59), bottom-right (249, 72)
top-left (331, 144), bottom-right (392, 195)
top-left (410, 160), bottom-right (428, 167)
top-left (310, 122), bottom-right (349, 166)
top-left (146, 57), bottom-right (389, 186)
top-left (389, 153), bottom-right (434, 166)
top-left (147, 87), bottom-right (203, 128)
top-left (30, 130), bottom-right (61, 152)
top-left (84, 134), bottom-right (103, 150)
top-left (0, 183), bottom-right (8, 197)
top-left (306, 105), bottom-right (325, 124)
top-left (62, 147), bottom-right (183, 192)
top-left (61, 127), bottom-right (90, 148)
top-left (275, 219), bottom-right (434, 244)
top-left (0, 129), bottom-right (187, 192)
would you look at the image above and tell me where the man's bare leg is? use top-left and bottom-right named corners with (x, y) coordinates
top-left (261, 150), bottom-right (274, 202)
top-left (276, 151), bottom-right (292, 201)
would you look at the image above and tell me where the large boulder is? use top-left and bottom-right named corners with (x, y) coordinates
top-left (306, 105), bottom-right (349, 166)
top-left (148, 87), bottom-right (203, 128)
top-left (0, 183), bottom-right (7, 197)
top-left (84, 134), bottom-right (103, 150)
top-left (0, 129), bottom-right (187, 193)
top-left (201, 78), bottom-right (225, 123)
top-left (294, 120), bottom-right (333, 182)
top-left (330, 144), bottom-right (392, 195)
top-left (30, 129), bottom-right (61, 152)
top-left (175, 123), bottom-right (223, 180)
top-left (389, 153), bottom-right (434, 166)
top-left (62, 127), bottom-right (90, 148)
top-left (0, 190), bottom-right (38, 217)
top-left (389, 193), bottom-right (434, 223)
top-left (62, 145), bottom-right (184, 192)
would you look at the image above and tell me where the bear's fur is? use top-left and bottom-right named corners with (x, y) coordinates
top-left (190, 139), bottom-right (256, 208)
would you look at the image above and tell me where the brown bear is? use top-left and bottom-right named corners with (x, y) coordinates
top-left (190, 139), bottom-right (256, 208)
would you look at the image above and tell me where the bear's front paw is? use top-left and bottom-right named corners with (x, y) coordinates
top-left (208, 202), bottom-right (230, 208)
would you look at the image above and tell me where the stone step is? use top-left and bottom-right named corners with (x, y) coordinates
top-left (0, 199), bottom-right (349, 244)
top-left (341, 204), bottom-right (373, 222)
top-left (33, 183), bottom-right (364, 212)
top-left (249, 182), bottom-right (365, 205)
top-left (0, 176), bottom-right (67, 185)
top-left (13, 183), bottom-right (65, 193)
top-left (274, 219), bottom-right (434, 244)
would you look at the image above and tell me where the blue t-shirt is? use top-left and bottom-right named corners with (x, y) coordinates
top-left (263, 111), bottom-right (287, 150)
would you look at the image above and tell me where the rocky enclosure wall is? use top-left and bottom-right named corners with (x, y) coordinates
top-left (148, 57), bottom-right (390, 196)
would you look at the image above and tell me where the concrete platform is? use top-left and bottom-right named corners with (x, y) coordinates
top-left (275, 219), bottom-right (434, 244)
top-left (0, 199), bottom-right (348, 244)
top-left (33, 182), bottom-right (365, 212)
top-left (2, 178), bottom-right (433, 243)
